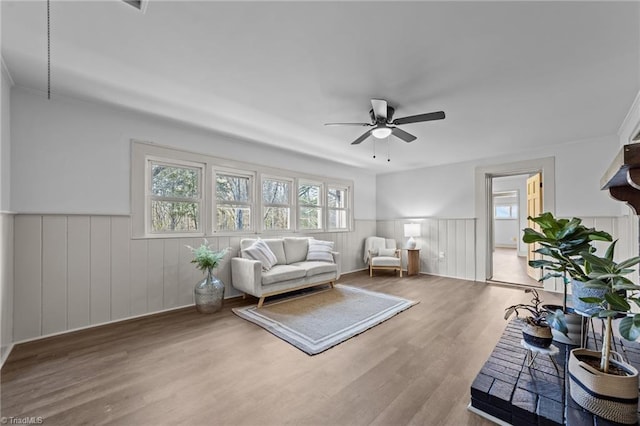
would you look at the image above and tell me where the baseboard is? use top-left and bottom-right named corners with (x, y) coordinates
top-left (0, 343), bottom-right (14, 370)
top-left (11, 303), bottom-right (196, 346)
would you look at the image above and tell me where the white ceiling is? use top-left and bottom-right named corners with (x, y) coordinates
top-left (2, 1), bottom-right (639, 173)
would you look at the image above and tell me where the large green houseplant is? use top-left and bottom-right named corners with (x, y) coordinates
top-left (565, 242), bottom-right (640, 424)
top-left (522, 213), bottom-right (612, 343)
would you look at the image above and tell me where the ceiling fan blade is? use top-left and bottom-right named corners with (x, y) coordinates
top-left (392, 111), bottom-right (445, 125)
top-left (325, 122), bottom-right (373, 126)
top-left (351, 130), bottom-right (372, 145)
top-left (391, 127), bottom-right (417, 143)
top-left (371, 99), bottom-right (388, 122)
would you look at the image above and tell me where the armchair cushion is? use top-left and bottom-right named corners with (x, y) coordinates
top-left (370, 256), bottom-right (401, 267)
top-left (378, 248), bottom-right (397, 257)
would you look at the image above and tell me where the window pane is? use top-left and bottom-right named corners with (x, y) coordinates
top-left (495, 205), bottom-right (514, 219)
top-left (299, 184), bottom-right (320, 206)
top-left (328, 188), bottom-right (346, 208)
top-left (263, 179), bottom-right (289, 204)
top-left (216, 174), bottom-right (250, 202)
top-left (299, 207), bottom-right (322, 229)
top-left (217, 206), bottom-right (251, 231)
top-left (151, 201), bottom-right (199, 231)
top-left (511, 205), bottom-right (518, 218)
top-left (329, 209), bottom-right (347, 229)
top-left (151, 164), bottom-right (199, 198)
top-left (264, 207), bottom-right (290, 231)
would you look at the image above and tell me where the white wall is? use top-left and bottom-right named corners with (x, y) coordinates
top-left (377, 136), bottom-right (623, 220)
top-left (0, 59), bottom-right (14, 366)
top-left (11, 87), bottom-right (377, 219)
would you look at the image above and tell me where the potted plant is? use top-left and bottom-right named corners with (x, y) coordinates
top-left (522, 212), bottom-right (612, 343)
top-left (186, 239), bottom-right (228, 314)
top-left (565, 241), bottom-right (640, 424)
top-left (504, 289), bottom-right (564, 349)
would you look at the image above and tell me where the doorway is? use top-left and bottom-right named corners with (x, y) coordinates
top-left (474, 156), bottom-right (555, 288)
top-left (490, 175), bottom-right (540, 286)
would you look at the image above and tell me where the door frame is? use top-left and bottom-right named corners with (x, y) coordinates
top-left (474, 157), bottom-right (556, 284)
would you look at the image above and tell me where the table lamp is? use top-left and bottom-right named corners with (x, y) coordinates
top-left (404, 223), bottom-right (420, 249)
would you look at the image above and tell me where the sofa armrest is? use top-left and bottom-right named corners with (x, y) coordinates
top-left (331, 251), bottom-right (341, 280)
top-left (231, 257), bottom-right (263, 297)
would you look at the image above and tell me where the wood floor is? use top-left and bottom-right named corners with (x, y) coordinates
top-left (491, 247), bottom-right (541, 287)
top-left (1, 271), bottom-right (561, 425)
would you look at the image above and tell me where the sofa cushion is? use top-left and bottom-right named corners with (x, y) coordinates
top-left (284, 237), bottom-right (309, 264)
top-left (261, 264), bottom-right (306, 285)
top-left (242, 239), bottom-right (278, 271)
top-left (306, 239), bottom-right (335, 262)
top-left (241, 238), bottom-right (286, 265)
top-left (291, 261), bottom-right (337, 277)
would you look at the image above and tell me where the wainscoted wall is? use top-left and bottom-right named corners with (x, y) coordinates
top-left (13, 214), bottom-right (376, 342)
top-left (1, 212), bottom-right (14, 366)
top-left (376, 216), bottom-right (639, 288)
top-left (377, 218), bottom-right (477, 281)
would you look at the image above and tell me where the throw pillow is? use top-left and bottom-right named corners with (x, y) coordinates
top-left (242, 239), bottom-right (278, 271)
top-left (378, 248), bottom-right (397, 257)
top-left (306, 239), bottom-right (335, 262)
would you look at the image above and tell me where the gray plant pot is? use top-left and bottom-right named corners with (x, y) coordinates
top-left (571, 279), bottom-right (607, 315)
top-left (543, 304), bottom-right (582, 345)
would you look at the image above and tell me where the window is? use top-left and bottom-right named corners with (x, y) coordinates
top-left (298, 181), bottom-right (323, 230)
top-left (215, 171), bottom-right (253, 232)
top-left (148, 160), bottom-right (202, 233)
top-left (262, 176), bottom-right (292, 231)
top-left (132, 141), bottom-right (354, 237)
top-left (494, 204), bottom-right (518, 219)
top-left (328, 185), bottom-right (348, 230)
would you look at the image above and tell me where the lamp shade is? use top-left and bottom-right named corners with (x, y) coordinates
top-left (404, 223), bottom-right (421, 237)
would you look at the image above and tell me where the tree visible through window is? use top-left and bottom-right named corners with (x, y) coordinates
top-left (328, 186), bottom-right (348, 229)
top-left (150, 162), bottom-right (201, 232)
top-left (263, 177), bottom-right (291, 231)
top-left (299, 182), bottom-right (322, 230)
top-left (216, 172), bottom-right (252, 231)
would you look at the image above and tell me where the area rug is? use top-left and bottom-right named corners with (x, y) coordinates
top-left (232, 284), bottom-right (418, 355)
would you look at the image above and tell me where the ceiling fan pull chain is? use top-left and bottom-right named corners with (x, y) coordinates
top-left (372, 139), bottom-right (376, 159)
top-left (387, 136), bottom-right (391, 162)
top-left (47, 0), bottom-right (51, 100)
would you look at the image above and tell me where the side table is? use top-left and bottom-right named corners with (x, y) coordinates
top-left (407, 249), bottom-right (420, 276)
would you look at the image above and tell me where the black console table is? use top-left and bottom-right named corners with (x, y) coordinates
top-left (470, 319), bottom-right (640, 425)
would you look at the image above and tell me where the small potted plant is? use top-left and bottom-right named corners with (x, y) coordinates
top-left (523, 212), bottom-right (612, 344)
top-left (564, 241), bottom-right (640, 424)
top-left (504, 289), bottom-right (564, 349)
top-left (186, 239), bottom-right (228, 314)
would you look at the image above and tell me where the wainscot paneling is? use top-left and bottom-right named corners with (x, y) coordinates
top-left (12, 215), bottom-right (376, 342)
top-left (377, 218), bottom-right (477, 281)
top-left (1, 212), bottom-right (14, 367)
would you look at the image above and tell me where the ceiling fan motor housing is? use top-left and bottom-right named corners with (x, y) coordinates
top-left (369, 106), bottom-right (395, 123)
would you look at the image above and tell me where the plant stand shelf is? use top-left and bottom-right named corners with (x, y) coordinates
top-left (470, 319), bottom-right (640, 425)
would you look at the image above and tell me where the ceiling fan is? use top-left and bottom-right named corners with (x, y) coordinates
top-left (325, 99), bottom-right (445, 145)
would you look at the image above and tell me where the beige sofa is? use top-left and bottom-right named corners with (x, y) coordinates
top-left (231, 237), bottom-right (341, 307)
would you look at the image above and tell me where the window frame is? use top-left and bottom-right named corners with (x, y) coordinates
top-left (327, 184), bottom-right (350, 231)
top-left (297, 179), bottom-right (325, 232)
top-left (131, 141), bottom-right (354, 238)
top-left (145, 156), bottom-right (205, 236)
top-left (261, 174), bottom-right (294, 233)
top-left (213, 167), bottom-right (256, 233)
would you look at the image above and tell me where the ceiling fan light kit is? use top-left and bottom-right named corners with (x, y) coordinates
top-left (325, 99), bottom-right (445, 146)
top-left (371, 127), bottom-right (392, 139)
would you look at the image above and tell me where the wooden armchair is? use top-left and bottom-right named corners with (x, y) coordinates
top-left (364, 236), bottom-right (403, 277)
